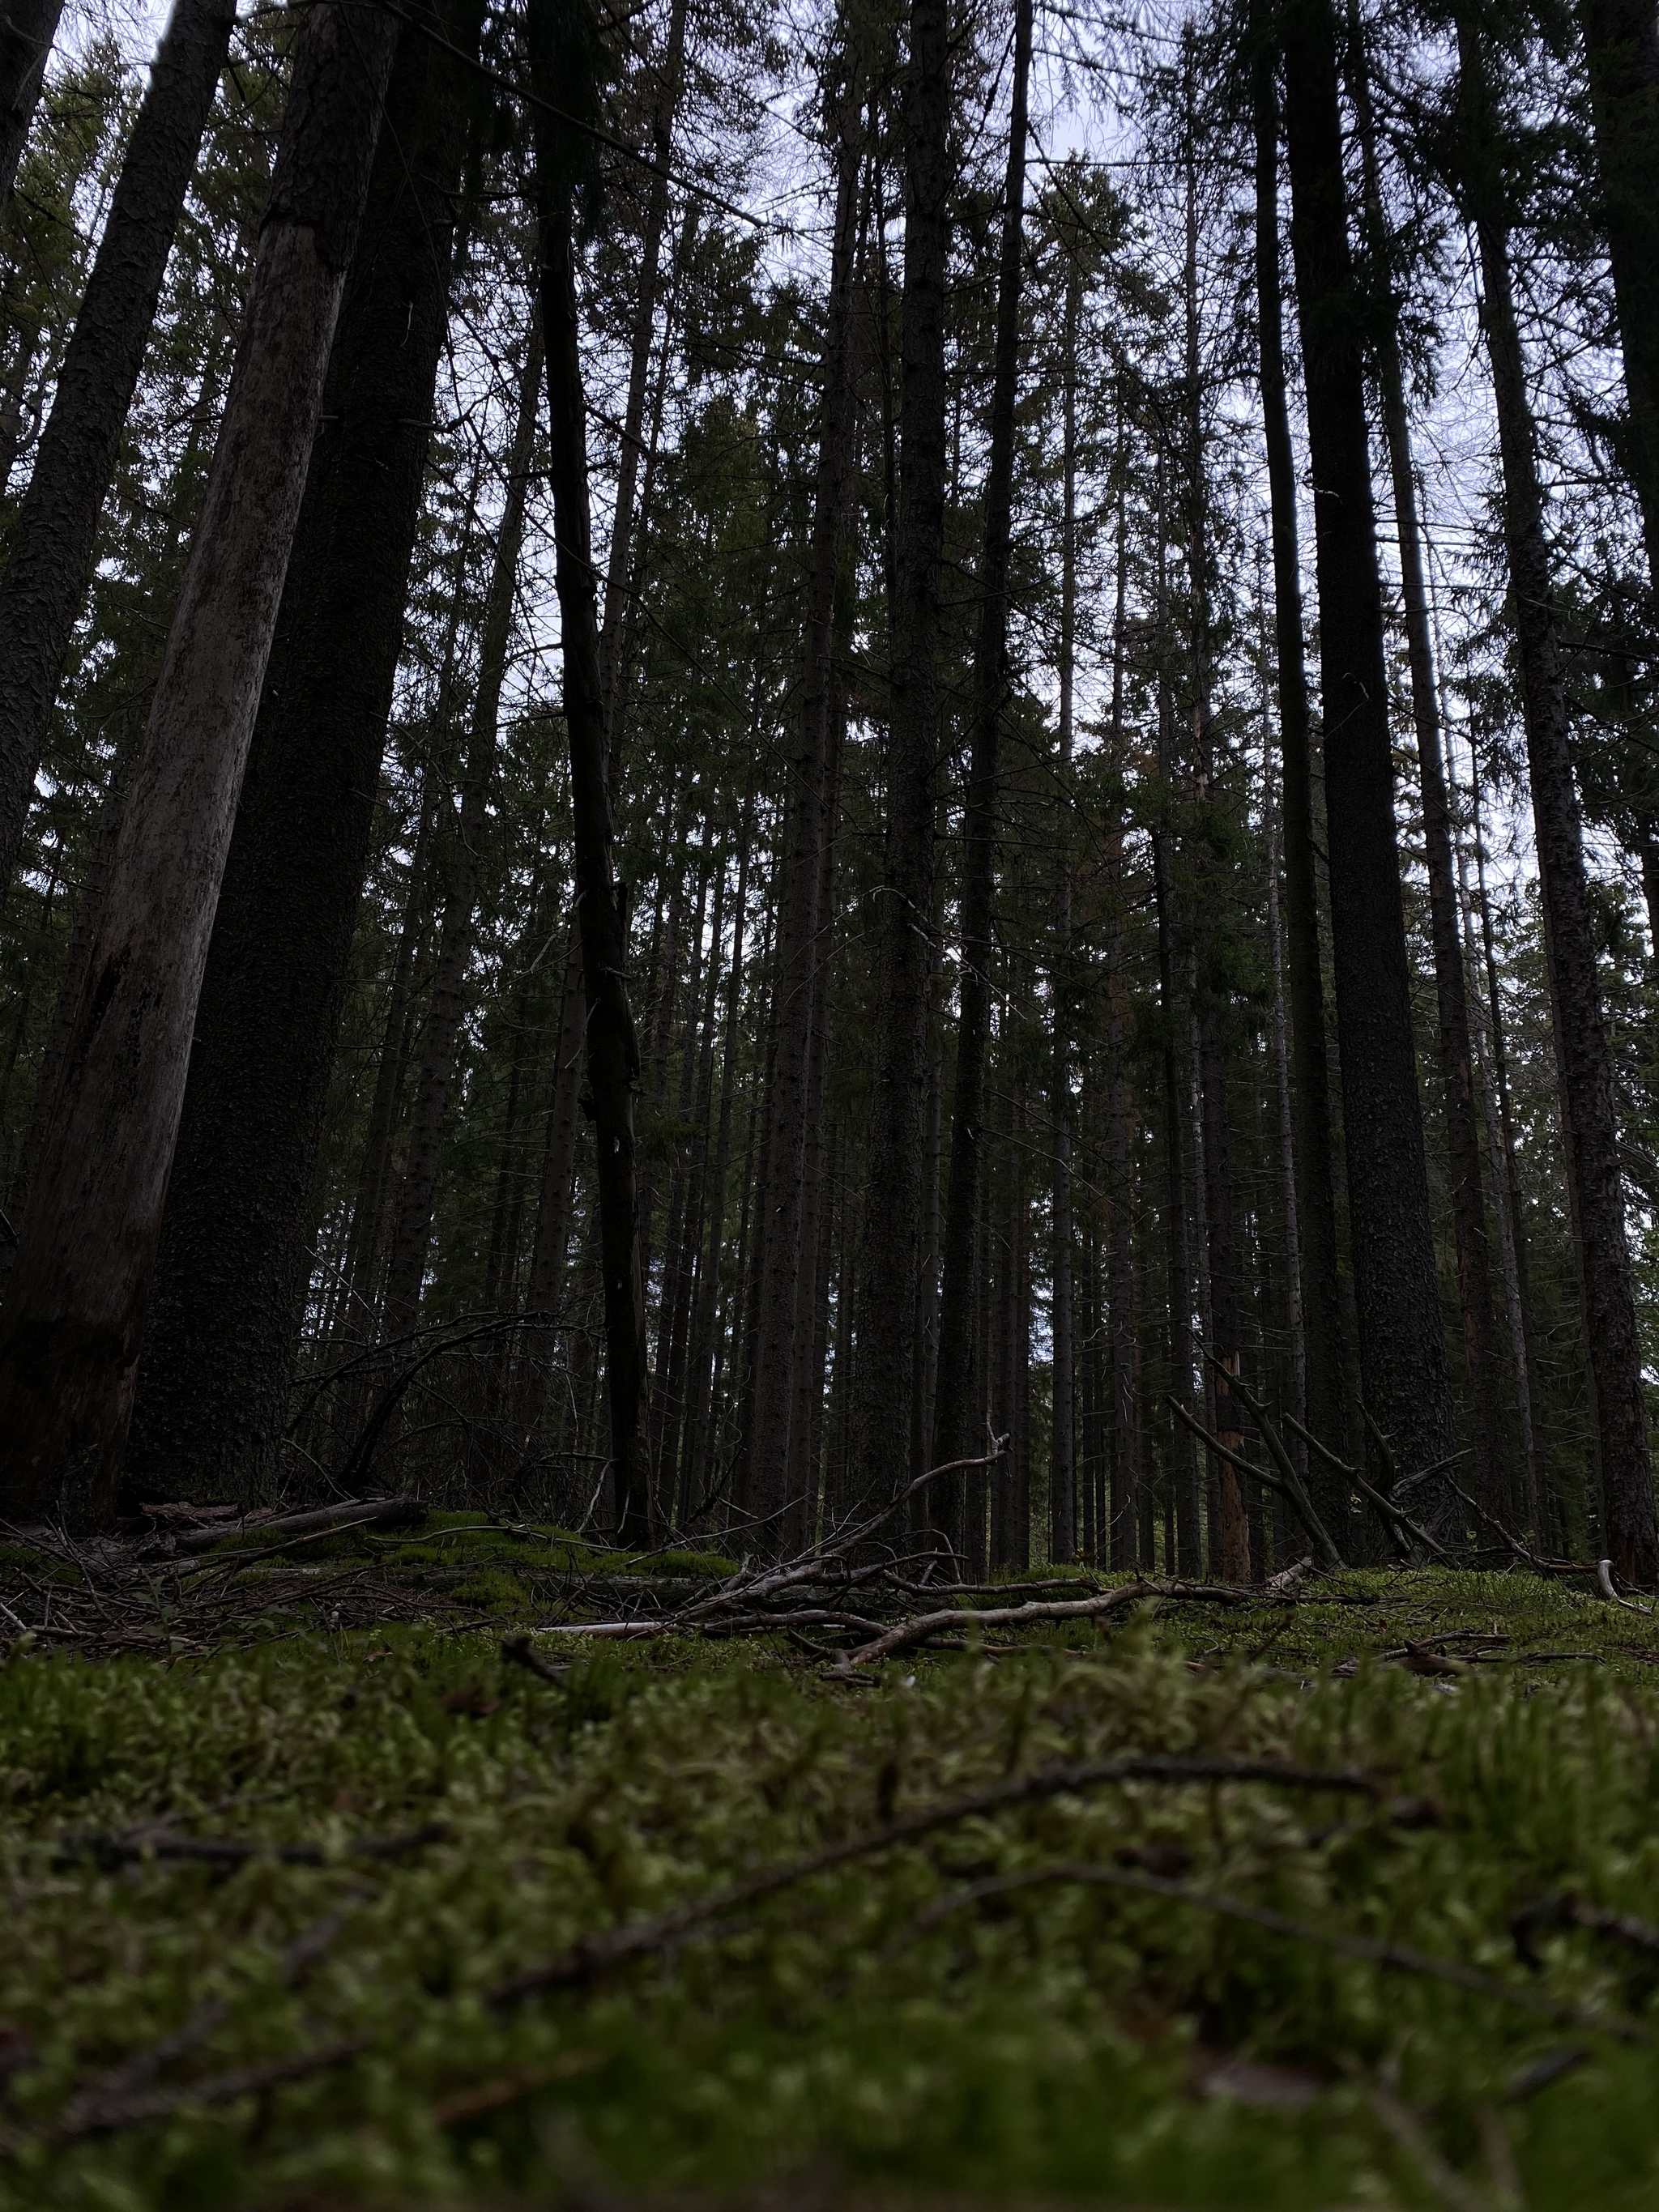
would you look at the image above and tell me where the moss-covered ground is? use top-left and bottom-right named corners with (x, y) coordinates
top-left (6, 1535), bottom-right (1659, 2210)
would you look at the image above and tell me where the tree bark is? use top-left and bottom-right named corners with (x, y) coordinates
top-left (0, 0), bottom-right (236, 890)
top-left (1252, 28), bottom-right (1347, 1517)
top-left (0, 0), bottom-right (63, 221)
top-left (128, 8), bottom-right (479, 1498)
top-left (1580, 0), bottom-right (1659, 586)
top-left (530, 24), bottom-right (650, 1543)
top-left (1345, 0), bottom-right (1503, 1530)
top-left (847, 0), bottom-right (953, 1515)
top-left (744, 78), bottom-right (860, 1534)
top-left (1049, 237), bottom-right (1080, 1568)
top-left (1280, 0), bottom-right (1456, 1484)
top-left (930, 0), bottom-right (1032, 1510)
top-left (0, 0), bottom-right (399, 1525)
top-left (1452, 8), bottom-right (1657, 1582)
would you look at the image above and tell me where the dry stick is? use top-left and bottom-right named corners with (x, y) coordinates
top-left (1205, 1352), bottom-right (1347, 1570)
top-left (27, 2038), bottom-right (374, 2147)
top-left (1596, 1560), bottom-right (1655, 1616)
top-left (900, 1864), bottom-right (1641, 2043)
top-left (831, 1577), bottom-right (1255, 1672)
top-left (1285, 1413), bottom-right (1452, 1563)
top-left (1425, 1467), bottom-right (1583, 1577)
top-left (485, 1749), bottom-right (1375, 2009)
top-left (1166, 1395), bottom-right (1341, 1571)
top-left (173, 1495), bottom-right (424, 1555)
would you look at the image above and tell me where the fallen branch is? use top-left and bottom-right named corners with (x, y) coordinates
top-left (173, 1497), bottom-right (424, 1557)
top-left (1596, 1559), bottom-right (1655, 1617)
top-left (1284, 1415), bottom-right (1452, 1565)
top-left (832, 1577), bottom-right (1250, 1671)
top-left (1202, 1355), bottom-right (1346, 1571)
top-left (1168, 1394), bottom-right (1341, 1571)
top-left (487, 1749), bottom-right (1376, 2007)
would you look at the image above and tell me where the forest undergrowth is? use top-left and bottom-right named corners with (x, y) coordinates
top-left (6, 1540), bottom-right (1659, 2211)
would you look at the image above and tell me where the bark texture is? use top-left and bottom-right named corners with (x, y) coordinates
top-left (125, 6), bottom-right (477, 1498)
top-left (0, 0), bottom-right (62, 217)
top-left (1280, 0), bottom-right (1456, 1483)
top-left (1251, 34), bottom-right (1347, 1501)
top-left (0, 0), bottom-right (399, 1524)
top-left (847, 0), bottom-right (953, 1511)
top-left (530, 21), bottom-right (650, 1543)
top-left (1454, 10), bottom-right (1658, 1583)
top-left (930, 0), bottom-right (1031, 1503)
top-left (0, 0), bottom-right (236, 889)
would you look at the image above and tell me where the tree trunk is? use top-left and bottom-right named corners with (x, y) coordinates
top-left (1183, 50), bottom-right (1250, 1583)
top-left (930, 0), bottom-right (1032, 1511)
top-left (1280, 0), bottom-right (1456, 1484)
top-left (530, 76), bottom-right (650, 1545)
top-left (1453, 8), bottom-right (1657, 1579)
top-left (380, 319), bottom-right (544, 1341)
top-left (846, 0), bottom-right (951, 1515)
top-left (1251, 28), bottom-right (1347, 1507)
top-left (744, 79), bottom-right (860, 1535)
top-left (1346, 0), bottom-right (1503, 1530)
top-left (1049, 239), bottom-right (1080, 1569)
top-left (598, 0), bottom-right (692, 735)
top-left (0, 0), bottom-right (236, 889)
top-left (126, 6), bottom-right (477, 1498)
top-left (0, 0), bottom-right (63, 222)
top-left (0, 0), bottom-right (399, 1525)
top-left (1580, 0), bottom-right (1659, 585)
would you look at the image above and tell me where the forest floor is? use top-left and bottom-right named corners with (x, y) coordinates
top-left (5, 1519), bottom-right (1659, 2210)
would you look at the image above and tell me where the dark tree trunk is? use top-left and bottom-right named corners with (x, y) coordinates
top-left (746, 81), bottom-right (860, 1533)
top-left (530, 70), bottom-right (650, 1545)
top-left (1280, 0), bottom-right (1456, 1483)
top-left (1049, 238), bottom-right (1080, 1569)
top-left (125, 9), bottom-right (478, 1498)
top-left (845, 0), bottom-right (951, 1513)
top-left (930, 0), bottom-right (1032, 1510)
top-left (380, 320), bottom-right (544, 1341)
top-left (0, 0), bottom-right (62, 215)
top-left (1251, 29), bottom-right (1346, 1502)
top-left (1344, 0), bottom-right (1503, 1529)
top-left (0, 0), bottom-right (399, 1524)
top-left (598, 0), bottom-right (691, 733)
top-left (1184, 50), bottom-right (1250, 1582)
top-left (1454, 10), bottom-right (1657, 1583)
top-left (0, 0), bottom-right (236, 889)
top-left (1580, 0), bottom-right (1659, 584)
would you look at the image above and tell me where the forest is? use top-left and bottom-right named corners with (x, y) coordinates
top-left (3, 0), bottom-right (1659, 2193)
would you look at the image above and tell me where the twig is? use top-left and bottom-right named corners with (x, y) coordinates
top-left (487, 1750), bottom-right (1377, 2007)
top-left (1201, 1354), bottom-right (1347, 1571)
top-left (898, 1864), bottom-right (1640, 2043)
top-left (1284, 1414), bottom-right (1452, 1564)
top-left (1168, 1394), bottom-right (1341, 1571)
top-left (1597, 1559), bottom-right (1655, 1616)
top-left (833, 1576), bottom-right (1250, 1670)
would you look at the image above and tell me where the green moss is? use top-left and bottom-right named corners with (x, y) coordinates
top-left (2, 1575), bottom-right (1658, 2207)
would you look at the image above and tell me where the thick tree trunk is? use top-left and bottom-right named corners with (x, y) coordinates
top-left (745, 88), bottom-right (860, 1533)
top-left (0, 0), bottom-right (62, 215)
top-left (1251, 32), bottom-right (1347, 1507)
top-left (531, 90), bottom-right (650, 1543)
top-left (1345, 0), bottom-right (1503, 1529)
top-left (0, 0), bottom-right (399, 1525)
top-left (1280, 0), bottom-right (1456, 1484)
top-left (847, 0), bottom-right (953, 1515)
top-left (0, 0), bottom-right (236, 889)
top-left (930, 0), bottom-right (1032, 1511)
top-left (1454, 11), bottom-right (1657, 1582)
top-left (126, 9), bottom-right (476, 1498)
top-left (1580, 0), bottom-right (1659, 584)
top-left (380, 321), bottom-right (544, 1341)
